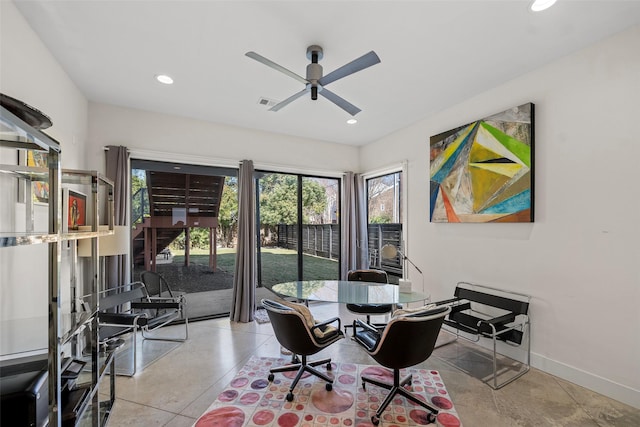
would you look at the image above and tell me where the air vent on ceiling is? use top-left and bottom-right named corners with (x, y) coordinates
top-left (257, 97), bottom-right (279, 108)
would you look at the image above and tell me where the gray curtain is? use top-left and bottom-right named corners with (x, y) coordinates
top-left (105, 145), bottom-right (130, 289)
top-left (230, 160), bottom-right (256, 322)
top-left (341, 172), bottom-right (368, 279)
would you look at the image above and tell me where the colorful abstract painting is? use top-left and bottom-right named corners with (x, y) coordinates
top-left (430, 103), bottom-right (534, 223)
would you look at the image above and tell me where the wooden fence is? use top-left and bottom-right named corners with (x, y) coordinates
top-left (277, 224), bottom-right (340, 260)
top-left (276, 223), bottom-right (403, 275)
top-left (367, 223), bottom-right (403, 275)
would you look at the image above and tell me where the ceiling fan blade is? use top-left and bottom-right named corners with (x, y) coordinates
top-left (319, 88), bottom-right (361, 116)
top-left (269, 87), bottom-right (310, 112)
top-left (245, 51), bottom-right (308, 85)
top-left (318, 51), bottom-right (381, 87)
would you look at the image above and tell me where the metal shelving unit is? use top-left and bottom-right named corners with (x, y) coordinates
top-left (1, 102), bottom-right (115, 426)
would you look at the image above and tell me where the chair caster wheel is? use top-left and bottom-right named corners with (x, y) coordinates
top-left (427, 412), bottom-right (437, 423)
top-left (371, 415), bottom-right (380, 425)
top-left (326, 362), bottom-right (332, 371)
top-left (325, 383), bottom-right (332, 391)
top-left (268, 373), bottom-right (274, 382)
top-left (286, 392), bottom-right (294, 402)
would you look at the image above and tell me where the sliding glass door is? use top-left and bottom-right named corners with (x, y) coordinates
top-left (301, 177), bottom-right (340, 280)
top-left (130, 159), bottom-right (238, 320)
top-left (256, 172), bottom-right (340, 287)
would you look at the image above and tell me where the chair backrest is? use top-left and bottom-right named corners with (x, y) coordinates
top-left (454, 282), bottom-right (529, 316)
top-left (261, 299), bottom-right (325, 356)
top-left (99, 282), bottom-right (147, 312)
top-left (347, 269), bottom-right (388, 283)
top-left (141, 270), bottom-right (174, 297)
top-left (371, 305), bottom-right (450, 369)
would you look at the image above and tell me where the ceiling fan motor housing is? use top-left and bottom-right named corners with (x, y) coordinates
top-left (246, 43), bottom-right (379, 115)
top-left (306, 45), bottom-right (324, 99)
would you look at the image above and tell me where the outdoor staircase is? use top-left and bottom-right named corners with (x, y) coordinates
top-left (132, 171), bottom-right (225, 269)
top-left (132, 218), bottom-right (183, 265)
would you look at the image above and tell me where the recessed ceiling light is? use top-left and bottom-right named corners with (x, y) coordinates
top-left (530, 0), bottom-right (557, 12)
top-left (347, 119), bottom-right (357, 125)
top-left (155, 74), bottom-right (174, 85)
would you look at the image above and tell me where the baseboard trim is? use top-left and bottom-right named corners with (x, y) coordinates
top-left (531, 353), bottom-right (639, 409)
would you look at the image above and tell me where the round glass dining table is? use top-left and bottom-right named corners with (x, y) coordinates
top-left (266, 280), bottom-right (430, 305)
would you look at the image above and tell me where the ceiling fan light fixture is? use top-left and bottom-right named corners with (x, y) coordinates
top-left (246, 45), bottom-right (380, 115)
top-left (155, 74), bottom-right (174, 85)
top-left (530, 0), bottom-right (557, 12)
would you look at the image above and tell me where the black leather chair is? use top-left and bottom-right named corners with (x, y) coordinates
top-left (262, 298), bottom-right (344, 401)
top-left (353, 304), bottom-right (451, 425)
top-left (345, 269), bottom-right (393, 333)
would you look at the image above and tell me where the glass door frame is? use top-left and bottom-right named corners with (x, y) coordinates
top-left (255, 170), bottom-right (342, 285)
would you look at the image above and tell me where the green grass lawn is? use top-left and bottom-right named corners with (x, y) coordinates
top-left (170, 247), bottom-right (338, 286)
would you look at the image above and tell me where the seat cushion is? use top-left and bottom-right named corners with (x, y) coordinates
top-left (392, 303), bottom-right (436, 318)
top-left (278, 300), bottom-right (337, 339)
top-left (346, 303), bottom-right (393, 315)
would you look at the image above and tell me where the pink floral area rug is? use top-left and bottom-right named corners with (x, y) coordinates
top-left (193, 356), bottom-right (463, 427)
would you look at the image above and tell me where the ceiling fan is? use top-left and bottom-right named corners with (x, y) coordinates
top-left (245, 45), bottom-right (380, 116)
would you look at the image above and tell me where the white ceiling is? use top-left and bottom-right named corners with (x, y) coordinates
top-left (12, 0), bottom-right (640, 146)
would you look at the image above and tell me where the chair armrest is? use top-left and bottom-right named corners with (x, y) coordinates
top-left (311, 316), bottom-right (341, 332)
top-left (479, 313), bottom-right (517, 326)
top-left (131, 301), bottom-right (181, 310)
top-left (353, 319), bottom-right (381, 352)
top-left (433, 297), bottom-right (460, 306)
top-left (99, 312), bottom-right (146, 325)
top-left (146, 296), bottom-right (183, 303)
top-left (353, 318), bottom-right (379, 334)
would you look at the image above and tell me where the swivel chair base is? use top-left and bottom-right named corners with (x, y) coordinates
top-left (362, 369), bottom-right (438, 425)
top-left (268, 355), bottom-right (334, 401)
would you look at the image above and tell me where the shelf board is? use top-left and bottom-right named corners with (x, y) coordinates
top-left (0, 164), bottom-right (50, 181)
top-left (0, 232), bottom-right (58, 247)
top-left (1, 105), bottom-right (61, 152)
top-left (0, 229), bottom-right (113, 247)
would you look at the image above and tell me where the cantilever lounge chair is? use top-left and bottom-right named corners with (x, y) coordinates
top-left (98, 282), bottom-right (188, 376)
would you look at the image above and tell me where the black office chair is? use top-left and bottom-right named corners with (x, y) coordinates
top-left (353, 304), bottom-right (451, 425)
top-left (345, 269), bottom-right (393, 333)
top-left (262, 298), bottom-right (345, 402)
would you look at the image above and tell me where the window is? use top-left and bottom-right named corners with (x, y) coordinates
top-left (366, 171), bottom-right (402, 279)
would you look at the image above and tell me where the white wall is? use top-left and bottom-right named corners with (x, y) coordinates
top-left (85, 103), bottom-right (359, 175)
top-left (0, 0), bottom-right (88, 338)
top-left (361, 25), bottom-right (640, 408)
top-left (0, 1), bottom-right (88, 169)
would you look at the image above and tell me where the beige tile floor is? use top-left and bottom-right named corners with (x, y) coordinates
top-left (106, 302), bottom-right (640, 426)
